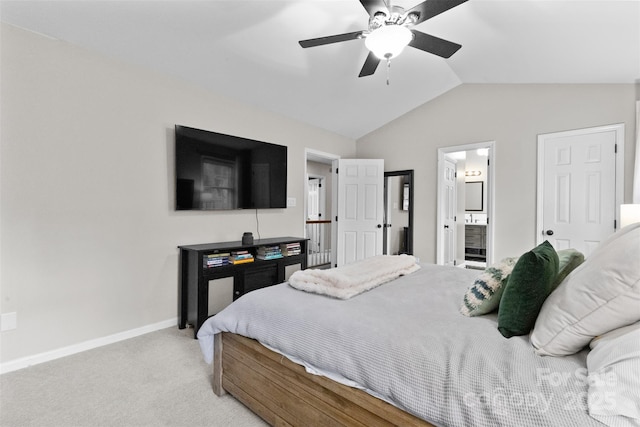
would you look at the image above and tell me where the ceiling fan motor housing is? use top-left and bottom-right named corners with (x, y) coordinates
top-left (368, 6), bottom-right (418, 31)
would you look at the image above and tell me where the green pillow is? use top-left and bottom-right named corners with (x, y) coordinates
top-left (552, 248), bottom-right (584, 290)
top-left (497, 241), bottom-right (559, 338)
top-left (460, 257), bottom-right (518, 316)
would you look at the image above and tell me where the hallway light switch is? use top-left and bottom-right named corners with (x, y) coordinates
top-left (287, 197), bottom-right (296, 207)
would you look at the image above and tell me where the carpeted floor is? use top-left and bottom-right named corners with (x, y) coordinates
top-left (0, 327), bottom-right (267, 427)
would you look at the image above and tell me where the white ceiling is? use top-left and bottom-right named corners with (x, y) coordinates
top-left (2, 0), bottom-right (639, 139)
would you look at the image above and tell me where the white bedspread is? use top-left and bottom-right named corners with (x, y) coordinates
top-left (197, 263), bottom-right (601, 427)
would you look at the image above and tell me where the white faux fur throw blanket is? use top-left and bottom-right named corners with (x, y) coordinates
top-left (288, 254), bottom-right (420, 299)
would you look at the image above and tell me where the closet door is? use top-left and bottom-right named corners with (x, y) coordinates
top-left (538, 124), bottom-right (623, 257)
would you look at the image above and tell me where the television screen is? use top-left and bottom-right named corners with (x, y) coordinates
top-left (175, 125), bottom-right (287, 210)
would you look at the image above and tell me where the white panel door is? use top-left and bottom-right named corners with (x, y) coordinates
top-left (307, 178), bottom-right (320, 220)
top-left (538, 125), bottom-right (622, 257)
top-left (442, 158), bottom-right (457, 266)
top-left (333, 159), bottom-right (384, 267)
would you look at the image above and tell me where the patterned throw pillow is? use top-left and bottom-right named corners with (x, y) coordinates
top-left (460, 257), bottom-right (518, 317)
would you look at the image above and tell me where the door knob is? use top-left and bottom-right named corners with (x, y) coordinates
top-left (444, 225), bottom-right (449, 229)
top-left (545, 230), bottom-right (554, 236)
top-left (377, 224), bottom-right (382, 228)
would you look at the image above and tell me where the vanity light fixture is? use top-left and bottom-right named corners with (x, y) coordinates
top-left (465, 170), bottom-right (482, 177)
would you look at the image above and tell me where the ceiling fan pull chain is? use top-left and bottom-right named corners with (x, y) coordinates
top-left (386, 57), bottom-right (391, 85)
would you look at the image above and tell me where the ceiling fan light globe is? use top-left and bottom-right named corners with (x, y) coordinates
top-left (365, 25), bottom-right (412, 60)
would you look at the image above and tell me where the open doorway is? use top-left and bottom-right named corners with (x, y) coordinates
top-left (437, 142), bottom-right (495, 269)
top-left (305, 151), bottom-right (389, 268)
top-left (305, 149), bottom-right (339, 268)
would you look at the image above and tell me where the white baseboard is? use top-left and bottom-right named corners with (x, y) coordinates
top-left (0, 318), bottom-right (178, 374)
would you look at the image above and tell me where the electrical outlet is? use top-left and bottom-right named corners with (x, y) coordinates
top-left (287, 197), bottom-right (296, 207)
top-left (0, 312), bottom-right (17, 331)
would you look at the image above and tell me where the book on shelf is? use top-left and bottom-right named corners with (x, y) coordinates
top-left (230, 251), bottom-right (253, 259)
top-left (230, 250), bottom-right (255, 264)
top-left (231, 257), bottom-right (255, 265)
top-left (280, 242), bottom-right (301, 256)
top-left (204, 252), bottom-right (230, 268)
top-left (256, 253), bottom-right (283, 260)
top-left (255, 245), bottom-right (282, 260)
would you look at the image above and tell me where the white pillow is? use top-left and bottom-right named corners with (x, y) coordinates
top-left (587, 322), bottom-right (640, 427)
top-left (590, 222), bottom-right (640, 258)
top-left (530, 223), bottom-right (640, 356)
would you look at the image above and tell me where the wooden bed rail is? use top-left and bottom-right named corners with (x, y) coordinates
top-left (212, 332), bottom-right (434, 426)
top-left (212, 333), bottom-right (225, 397)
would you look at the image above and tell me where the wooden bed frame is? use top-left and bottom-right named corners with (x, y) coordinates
top-left (212, 332), bottom-right (434, 426)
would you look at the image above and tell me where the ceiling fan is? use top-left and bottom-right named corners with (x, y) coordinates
top-left (299, 0), bottom-right (468, 78)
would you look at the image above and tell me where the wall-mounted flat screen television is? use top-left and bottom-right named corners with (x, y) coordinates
top-left (175, 125), bottom-right (287, 210)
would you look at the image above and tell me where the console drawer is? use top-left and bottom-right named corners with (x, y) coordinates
top-left (242, 264), bottom-right (278, 294)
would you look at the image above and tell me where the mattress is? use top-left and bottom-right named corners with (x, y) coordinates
top-left (197, 263), bottom-right (601, 427)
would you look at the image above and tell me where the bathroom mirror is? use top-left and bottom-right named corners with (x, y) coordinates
top-left (465, 181), bottom-right (484, 212)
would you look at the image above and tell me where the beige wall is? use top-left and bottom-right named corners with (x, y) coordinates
top-left (0, 24), bottom-right (356, 363)
top-left (357, 84), bottom-right (637, 264)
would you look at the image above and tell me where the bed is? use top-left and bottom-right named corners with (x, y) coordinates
top-left (197, 224), bottom-right (640, 427)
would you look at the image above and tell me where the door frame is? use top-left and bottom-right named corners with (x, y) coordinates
top-left (437, 141), bottom-right (495, 266)
top-left (536, 123), bottom-right (625, 245)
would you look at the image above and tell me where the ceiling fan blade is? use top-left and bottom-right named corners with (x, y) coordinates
top-left (359, 51), bottom-right (381, 77)
top-left (299, 31), bottom-right (364, 48)
top-left (359, 0), bottom-right (389, 17)
top-left (409, 30), bottom-right (462, 58)
top-left (406, 0), bottom-right (468, 26)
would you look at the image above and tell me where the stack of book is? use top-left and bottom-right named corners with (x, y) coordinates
top-left (256, 245), bottom-right (283, 260)
top-left (203, 252), bottom-right (230, 268)
top-left (280, 242), bottom-right (301, 257)
top-left (230, 250), bottom-right (255, 265)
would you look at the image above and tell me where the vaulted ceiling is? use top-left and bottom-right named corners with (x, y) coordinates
top-left (2, 0), bottom-right (639, 139)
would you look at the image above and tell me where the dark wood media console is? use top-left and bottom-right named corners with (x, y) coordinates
top-left (178, 237), bottom-right (308, 337)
